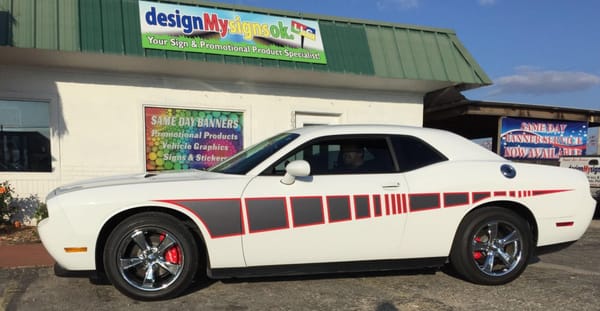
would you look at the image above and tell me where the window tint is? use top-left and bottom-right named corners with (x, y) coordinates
top-left (0, 100), bottom-right (51, 172)
top-left (264, 136), bottom-right (395, 175)
top-left (391, 135), bottom-right (447, 172)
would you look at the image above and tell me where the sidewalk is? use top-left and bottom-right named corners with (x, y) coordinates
top-left (0, 242), bottom-right (54, 268)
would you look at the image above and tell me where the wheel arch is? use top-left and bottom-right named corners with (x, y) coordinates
top-left (94, 206), bottom-right (208, 275)
top-left (463, 200), bottom-right (539, 245)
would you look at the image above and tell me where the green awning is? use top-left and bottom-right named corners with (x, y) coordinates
top-left (0, 0), bottom-right (491, 91)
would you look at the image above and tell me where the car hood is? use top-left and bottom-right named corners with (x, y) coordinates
top-left (47, 170), bottom-right (236, 199)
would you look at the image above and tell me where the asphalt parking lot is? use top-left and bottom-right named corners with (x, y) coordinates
top-left (1, 220), bottom-right (599, 311)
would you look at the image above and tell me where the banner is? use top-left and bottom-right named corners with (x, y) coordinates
top-left (139, 1), bottom-right (327, 64)
top-left (499, 117), bottom-right (587, 160)
top-left (145, 107), bottom-right (243, 171)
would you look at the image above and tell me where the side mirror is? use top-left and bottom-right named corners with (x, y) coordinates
top-left (280, 160), bottom-right (311, 185)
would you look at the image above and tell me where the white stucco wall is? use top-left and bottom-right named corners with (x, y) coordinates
top-left (0, 65), bottom-right (424, 200)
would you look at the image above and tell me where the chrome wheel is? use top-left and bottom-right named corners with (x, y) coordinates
top-left (450, 207), bottom-right (532, 285)
top-left (116, 227), bottom-right (184, 291)
top-left (104, 212), bottom-right (199, 300)
top-left (471, 220), bottom-right (523, 277)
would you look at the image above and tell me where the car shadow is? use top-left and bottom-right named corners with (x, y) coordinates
top-left (180, 267), bottom-right (440, 298)
top-left (222, 267), bottom-right (438, 284)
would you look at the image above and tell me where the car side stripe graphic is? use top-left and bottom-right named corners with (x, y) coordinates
top-left (163, 199), bottom-right (244, 239)
top-left (409, 193), bottom-right (441, 212)
top-left (472, 192), bottom-right (491, 204)
top-left (327, 196), bottom-right (352, 223)
top-left (157, 189), bottom-right (571, 239)
top-left (373, 195), bottom-right (382, 217)
top-left (443, 192), bottom-right (470, 208)
top-left (532, 189), bottom-right (571, 196)
top-left (354, 195), bottom-right (371, 219)
top-left (245, 198), bottom-right (289, 233)
top-left (385, 194), bottom-right (391, 215)
top-left (291, 196), bottom-right (325, 227)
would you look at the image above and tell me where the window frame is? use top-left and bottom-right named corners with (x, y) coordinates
top-left (0, 98), bottom-right (54, 174)
top-left (0, 91), bottom-right (58, 178)
top-left (261, 133), bottom-right (449, 176)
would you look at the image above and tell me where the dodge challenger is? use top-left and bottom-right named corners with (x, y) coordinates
top-left (38, 125), bottom-right (596, 300)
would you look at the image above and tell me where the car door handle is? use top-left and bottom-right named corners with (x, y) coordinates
top-left (382, 182), bottom-right (401, 189)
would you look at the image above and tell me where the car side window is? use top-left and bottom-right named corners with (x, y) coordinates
top-left (391, 135), bottom-right (447, 172)
top-left (264, 136), bottom-right (395, 176)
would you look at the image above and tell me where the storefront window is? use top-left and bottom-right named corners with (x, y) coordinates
top-left (0, 100), bottom-right (51, 172)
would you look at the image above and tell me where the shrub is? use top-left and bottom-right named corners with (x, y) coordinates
top-left (0, 181), bottom-right (15, 225)
top-left (34, 202), bottom-right (48, 222)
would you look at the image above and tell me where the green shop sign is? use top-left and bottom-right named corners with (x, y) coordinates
top-left (139, 1), bottom-right (327, 64)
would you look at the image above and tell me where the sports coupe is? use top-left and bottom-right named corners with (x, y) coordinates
top-left (38, 125), bottom-right (596, 300)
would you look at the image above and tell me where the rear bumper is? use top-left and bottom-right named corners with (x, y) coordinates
top-left (536, 193), bottom-right (596, 247)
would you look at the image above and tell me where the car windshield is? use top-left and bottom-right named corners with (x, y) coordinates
top-left (209, 132), bottom-right (299, 175)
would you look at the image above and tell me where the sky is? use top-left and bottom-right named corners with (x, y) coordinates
top-left (209, 0), bottom-right (600, 111)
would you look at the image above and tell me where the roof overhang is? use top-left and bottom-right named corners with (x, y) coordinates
top-left (0, 46), bottom-right (455, 94)
top-left (424, 87), bottom-right (600, 139)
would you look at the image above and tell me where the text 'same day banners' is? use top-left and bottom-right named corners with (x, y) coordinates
top-left (145, 107), bottom-right (243, 171)
top-left (139, 1), bottom-right (327, 64)
top-left (500, 117), bottom-right (588, 160)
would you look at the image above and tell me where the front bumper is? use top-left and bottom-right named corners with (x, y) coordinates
top-left (38, 216), bottom-right (97, 271)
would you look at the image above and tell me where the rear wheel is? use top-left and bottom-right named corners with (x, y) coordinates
top-left (450, 207), bottom-right (533, 285)
top-left (103, 212), bottom-right (199, 300)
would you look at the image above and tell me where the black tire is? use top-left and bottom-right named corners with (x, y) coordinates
top-left (450, 207), bottom-right (533, 285)
top-left (103, 212), bottom-right (199, 300)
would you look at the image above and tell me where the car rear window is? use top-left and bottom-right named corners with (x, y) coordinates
top-left (391, 135), bottom-right (447, 172)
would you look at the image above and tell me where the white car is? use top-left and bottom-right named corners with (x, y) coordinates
top-left (38, 125), bottom-right (596, 300)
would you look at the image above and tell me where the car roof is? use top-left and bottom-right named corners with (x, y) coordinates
top-left (286, 124), bottom-right (504, 162)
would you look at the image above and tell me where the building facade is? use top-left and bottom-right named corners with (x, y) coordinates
top-left (0, 0), bottom-right (490, 199)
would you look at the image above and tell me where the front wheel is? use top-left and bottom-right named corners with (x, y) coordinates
top-left (450, 207), bottom-right (533, 285)
top-left (103, 212), bottom-right (199, 300)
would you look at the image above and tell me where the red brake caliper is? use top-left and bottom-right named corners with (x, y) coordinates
top-left (473, 236), bottom-right (484, 260)
top-left (160, 233), bottom-right (181, 264)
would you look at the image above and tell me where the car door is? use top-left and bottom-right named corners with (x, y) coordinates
top-left (240, 135), bottom-right (409, 267)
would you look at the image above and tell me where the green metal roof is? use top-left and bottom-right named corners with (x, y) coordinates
top-left (0, 0), bottom-right (491, 89)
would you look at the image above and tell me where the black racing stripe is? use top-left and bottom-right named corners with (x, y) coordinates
top-left (327, 196), bottom-right (351, 222)
top-left (443, 193), bottom-right (469, 207)
top-left (354, 196), bottom-right (370, 219)
top-left (176, 199), bottom-right (242, 238)
top-left (409, 194), bottom-right (440, 211)
top-left (291, 197), bottom-right (324, 227)
top-left (373, 195), bottom-right (382, 217)
top-left (245, 198), bottom-right (289, 233)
